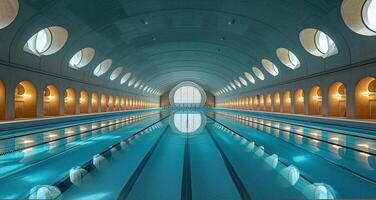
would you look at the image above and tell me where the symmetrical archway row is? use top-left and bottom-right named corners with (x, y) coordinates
top-left (217, 76), bottom-right (376, 119)
top-left (0, 80), bottom-right (159, 120)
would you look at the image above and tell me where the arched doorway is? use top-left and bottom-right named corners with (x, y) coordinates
top-left (328, 82), bottom-right (347, 117)
top-left (294, 89), bottom-right (304, 114)
top-left (121, 97), bottom-right (125, 110)
top-left (283, 91), bottom-right (291, 113)
top-left (259, 95), bottom-right (265, 111)
top-left (108, 96), bottom-right (114, 111)
top-left (265, 94), bottom-right (272, 111)
top-left (15, 81), bottom-right (37, 118)
top-left (0, 80), bottom-right (5, 120)
top-left (308, 86), bottom-right (322, 115)
top-left (274, 92), bottom-right (280, 112)
top-left (253, 96), bottom-right (259, 110)
top-left (115, 96), bottom-right (120, 110)
top-left (249, 96), bottom-right (253, 110)
top-left (43, 85), bottom-right (59, 116)
top-left (355, 77), bottom-right (376, 119)
top-left (80, 90), bottom-right (88, 113)
top-left (125, 97), bottom-right (129, 110)
top-left (101, 94), bottom-right (107, 112)
top-left (64, 88), bottom-right (76, 115)
top-left (91, 92), bottom-right (98, 113)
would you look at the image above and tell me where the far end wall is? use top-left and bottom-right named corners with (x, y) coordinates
top-left (160, 90), bottom-right (215, 107)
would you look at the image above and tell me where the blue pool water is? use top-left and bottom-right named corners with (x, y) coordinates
top-left (0, 109), bottom-right (375, 199)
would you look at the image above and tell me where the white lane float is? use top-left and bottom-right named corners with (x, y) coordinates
top-left (282, 165), bottom-right (300, 186)
top-left (69, 166), bottom-right (88, 186)
top-left (265, 154), bottom-right (278, 168)
top-left (93, 154), bottom-right (107, 169)
top-left (29, 185), bottom-right (61, 200)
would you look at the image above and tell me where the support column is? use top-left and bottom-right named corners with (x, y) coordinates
top-left (88, 92), bottom-right (92, 113)
top-left (346, 84), bottom-right (355, 118)
top-left (321, 87), bottom-right (329, 116)
top-left (5, 81), bottom-right (15, 120)
top-left (75, 90), bottom-right (80, 114)
top-left (304, 89), bottom-right (309, 115)
top-left (59, 89), bottom-right (65, 116)
top-left (290, 94), bottom-right (295, 114)
top-left (36, 85), bottom-right (44, 118)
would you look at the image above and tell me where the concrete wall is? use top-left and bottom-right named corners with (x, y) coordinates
top-left (217, 60), bottom-right (376, 119)
top-left (160, 90), bottom-right (215, 107)
top-left (0, 62), bottom-right (159, 120)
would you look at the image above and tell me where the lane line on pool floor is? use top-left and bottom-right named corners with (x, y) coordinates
top-left (116, 118), bottom-right (171, 200)
top-left (181, 131), bottom-right (192, 200)
top-left (206, 126), bottom-right (252, 200)
top-left (207, 114), bottom-right (376, 184)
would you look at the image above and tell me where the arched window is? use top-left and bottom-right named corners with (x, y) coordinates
top-left (169, 82), bottom-right (206, 107)
top-left (262, 59), bottom-right (279, 76)
top-left (174, 86), bottom-right (201, 103)
top-left (24, 26), bottom-right (68, 56)
top-left (276, 48), bottom-right (301, 69)
top-left (69, 48), bottom-right (95, 69)
top-left (120, 72), bottom-right (132, 84)
top-left (173, 113), bottom-right (202, 133)
top-left (341, 0), bottom-right (376, 36)
top-left (300, 28), bottom-right (338, 58)
top-left (252, 67), bottom-right (265, 80)
top-left (0, 0), bottom-right (19, 29)
top-left (110, 67), bottom-right (123, 80)
top-left (93, 59), bottom-right (112, 77)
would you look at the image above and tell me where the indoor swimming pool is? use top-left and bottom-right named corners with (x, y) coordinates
top-left (0, 109), bottom-right (375, 200)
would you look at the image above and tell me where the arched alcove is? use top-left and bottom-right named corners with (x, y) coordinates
top-left (355, 76), bottom-right (376, 119)
top-left (125, 97), bottom-right (129, 110)
top-left (294, 89), bottom-right (304, 114)
top-left (15, 81), bottom-right (37, 118)
top-left (249, 97), bottom-right (253, 110)
top-left (265, 94), bottom-right (272, 111)
top-left (328, 82), bottom-right (347, 117)
top-left (108, 96), bottom-right (114, 111)
top-left (308, 86), bottom-right (322, 115)
top-left (129, 98), bottom-right (134, 110)
top-left (253, 96), bottom-right (259, 110)
top-left (115, 96), bottom-right (120, 110)
top-left (0, 80), bottom-right (5, 120)
top-left (283, 91), bottom-right (291, 113)
top-left (169, 81), bottom-right (207, 107)
top-left (101, 94), bottom-right (107, 112)
top-left (43, 85), bottom-right (59, 116)
top-left (259, 95), bottom-right (265, 111)
top-left (91, 92), bottom-right (98, 113)
top-left (64, 88), bottom-right (76, 115)
top-left (121, 97), bottom-right (125, 110)
top-left (274, 92), bottom-right (281, 112)
top-left (80, 91), bottom-right (89, 114)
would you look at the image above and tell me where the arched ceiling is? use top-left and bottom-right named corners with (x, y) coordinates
top-left (1, 0), bottom-right (376, 98)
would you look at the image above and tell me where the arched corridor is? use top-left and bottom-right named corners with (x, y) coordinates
top-left (274, 92), bottom-right (281, 112)
top-left (355, 77), bottom-right (376, 119)
top-left (43, 85), bottom-right (59, 116)
top-left (101, 94), bottom-right (107, 112)
top-left (80, 91), bottom-right (89, 114)
top-left (283, 91), bottom-right (291, 113)
top-left (0, 1), bottom-right (376, 199)
top-left (308, 86), bottom-right (322, 115)
top-left (328, 82), bottom-right (347, 117)
top-left (294, 89), bottom-right (304, 114)
top-left (91, 92), bottom-right (99, 113)
top-left (64, 88), bottom-right (76, 115)
top-left (14, 81), bottom-right (37, 119)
